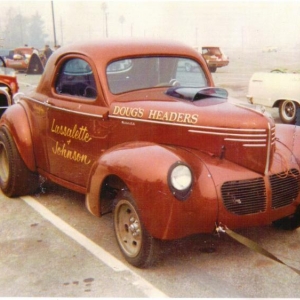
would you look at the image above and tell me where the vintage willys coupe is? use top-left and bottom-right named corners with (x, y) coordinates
top-left (0, 39), bottom-right (300, 267)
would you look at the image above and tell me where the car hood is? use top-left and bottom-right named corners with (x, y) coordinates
top-left (110, 87), bottom-right (275, 174)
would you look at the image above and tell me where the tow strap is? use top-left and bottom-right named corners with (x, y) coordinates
top-left (216, 224), bottom-right (300, 276)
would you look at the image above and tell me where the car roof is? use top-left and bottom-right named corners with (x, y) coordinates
top-left (52, 39), bottom-right (201, 64)
top-left (37, 39), bottom-right (213, 101)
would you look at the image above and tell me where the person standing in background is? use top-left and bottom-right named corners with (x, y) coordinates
top-left (44, 45), bottom-right (53, 61)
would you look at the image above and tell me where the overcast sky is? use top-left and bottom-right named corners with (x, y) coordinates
top-left (1, 0), bottom-right (300, 51)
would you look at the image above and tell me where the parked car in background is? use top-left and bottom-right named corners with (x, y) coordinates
top-left (201, 46), bottom-right (229, 72)
top-left (1, 39), bottom-right (300, 268)
top-left (5, 47), bottom-right (33, 72)
top-left (247, 70), bottom-right (300, 124)
top-left (4, 46), bottom-right (44, 74)
top-left (0, 58), bottom-right (18, 116)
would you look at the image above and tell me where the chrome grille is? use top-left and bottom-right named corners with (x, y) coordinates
top-left (221, 177), bottom-right (266, 215)
top-left (270, 169), bottom-right (300, 209)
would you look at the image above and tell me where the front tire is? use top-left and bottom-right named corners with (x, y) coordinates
top-left (113, 191), bottom-right (157, 268)
top-left (0, 128), bottom-right (39, 197)
top-left (279, 100), bottom-right (297, 124)
top-left (272, 206), bottom-right (300, 230)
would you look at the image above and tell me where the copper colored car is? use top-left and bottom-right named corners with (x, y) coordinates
top-left (0, 39), bottom-right (300, 268)
top-left (5, 47), bottom-right (33, 72)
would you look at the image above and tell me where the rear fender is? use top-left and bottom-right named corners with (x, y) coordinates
top-left (0, 104), bottom-right (36, 171)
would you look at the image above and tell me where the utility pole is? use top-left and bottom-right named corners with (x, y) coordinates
top-left (51, 0), bottom-right (57, 46)
top-left (60, 16), bottom-right (64, 45)
top-left (101, 2), bottom-right (108, 38)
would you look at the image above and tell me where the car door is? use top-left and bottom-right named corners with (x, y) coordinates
top-left (46, 56), bottom-right (110, 189)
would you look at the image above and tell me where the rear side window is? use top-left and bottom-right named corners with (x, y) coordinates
top-left (55, 58), bottom-right (97, 99)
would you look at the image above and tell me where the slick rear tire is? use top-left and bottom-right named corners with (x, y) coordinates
top-left (113, 191), bottom-right (158, 268)
top-left (0, 127), bottom-right (39, 197)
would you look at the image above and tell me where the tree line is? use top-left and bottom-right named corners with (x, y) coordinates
top-left (1, 8), bottom-right (48, 49)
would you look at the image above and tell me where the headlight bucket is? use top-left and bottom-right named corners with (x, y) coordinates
top-left (168, 161), bottom-right (193, 200)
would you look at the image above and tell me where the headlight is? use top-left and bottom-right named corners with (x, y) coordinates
top-left (168, 162), bottom-right (193, 200)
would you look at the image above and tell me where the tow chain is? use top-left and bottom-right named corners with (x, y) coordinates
top-left (215, 223), bottom-right (300, 276)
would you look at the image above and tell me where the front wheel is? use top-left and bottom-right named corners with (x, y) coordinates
top-left (0, 128), bottom-right (39, 197)
top-left (272, 206), bottom-right (300, 230)
top-left (279, 100), bottom-right (297, 124)
top-left (113, 191), bottom-right (158, 268)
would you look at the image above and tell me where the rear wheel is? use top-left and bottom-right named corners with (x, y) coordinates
top-left (0, 128), bottom-right (39, 197)
top-left (113, 191), bottom-right (157, 268)
top-left (279, 100), bottom-right (297, 124)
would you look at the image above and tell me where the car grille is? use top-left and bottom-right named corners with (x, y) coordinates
top-left (221, 177), bottom-right (266, 215)
top-left (270, 169), bottom-right (300, 209)
top-left (221, 169), bottom-right (300, 215)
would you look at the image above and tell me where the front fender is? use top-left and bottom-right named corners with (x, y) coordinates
top-left (0, 103), bottom-right (36, 171)
top-left (86, 141), bottom-right (180, 215)
top-left (86, 142), bottom-right (219, 240)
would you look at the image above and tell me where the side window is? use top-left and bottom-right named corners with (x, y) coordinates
top-left (55, 58), bottom-right (97, 99)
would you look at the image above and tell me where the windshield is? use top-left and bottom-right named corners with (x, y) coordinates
top-left (106, 56), bottom-right (208, 94)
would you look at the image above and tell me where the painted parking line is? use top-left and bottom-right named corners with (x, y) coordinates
top-left (21, 195), bottom-right (168, 298)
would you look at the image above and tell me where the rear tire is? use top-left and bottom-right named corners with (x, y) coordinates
top-left (113, 191), bottom-right (158, 268)
top-left (0, 127), bottom-right (39, 197)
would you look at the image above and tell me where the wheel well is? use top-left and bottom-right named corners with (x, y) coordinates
top-left (274, 99), bottom-right (299, 108)
top-left (99, 175), bottom-right (128, 215)
top-left (0, 85), bottom-right (10, 107)
top-left (0, 93), bottom-right (8, 106)
top-left (273, 100), bottom-right (282, 108)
